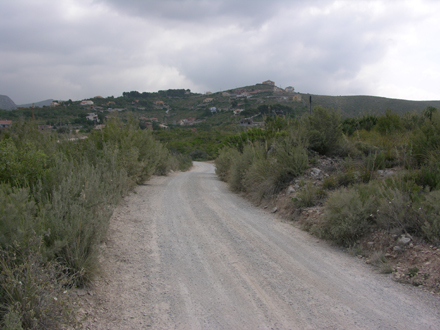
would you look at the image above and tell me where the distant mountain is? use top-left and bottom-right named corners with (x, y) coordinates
top-left (303, 94), bottom-right (440, 117)
top-left (0, 95), bottom-right (17, 110)
top-left (18, 99), bottom-right (54, 108)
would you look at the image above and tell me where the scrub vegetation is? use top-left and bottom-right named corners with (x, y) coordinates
top-left (216, 106), bottom-right (440, 248)
top-left (0, 117), bottom-right (190, 329)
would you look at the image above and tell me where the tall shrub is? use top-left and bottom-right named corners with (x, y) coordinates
top-left (303, 106), bottom-right (342, 155)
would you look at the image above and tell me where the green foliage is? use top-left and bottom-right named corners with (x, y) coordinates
top-left (293, 183), bottom-right (325, 208)
top-left (0, 237), bottom-right (76, 329)
top-left (0, 139), bottom-right (49, 188)
top-left (0, 117), bottom-right (183, 328)
top-left (223, 127), bottom-right (271, 152)
top-left (342, 115), bottom-right (378, 136)
top-left (375, 110), bottom-right (404, 135)
top-left (321, 186), bottom-right (378, 246)
top-left (411, 111), bottom-right (440, 165)
top-left (229, 144), bottom-right (262, 192)
top-left (303, 106), bottom-right (342, 155)
top-left (0, 185), bottom-right (36, 251)
top-left (420, 190), bottom-right (440, 244)
top-left (361, 151), bottom-right (386, 183)
top-left (422, 106), bottom-right (437, 121)
top-left (215, 147), bottom-right (240, 181)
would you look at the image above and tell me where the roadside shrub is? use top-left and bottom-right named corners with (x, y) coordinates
top-left (323, 176), bottom-right (338, 190)
top-left (410, 111), bottom-right (440, 165)
top-left (229, 144), bottom-right (262, 192)
top-left (415, 149), bottom-right (440, 190)
top-left (0, 139), bottom-right (49, 189)
top-left (274, 136), bottom-right (308, 182)
top-left (36, 155), bottom-right (127, 286)
top-left (420, 190), bottom-right (440, 244)
top-left (293, 183), bottom-right (326, 208)
top-left (375, 186), bottom-right (421, 233)
top-left (0, 185), bottom-right (37, 251)
top-left (215, 147), bottom-right (240, 181)
top-left (0, 237), bottom-right (76, 329)
top-left (336, 159), bottom-right (357, 187)
top-left (321, 185), bottom-right (378, 246)
top-left (170, 152), bottom-right (192, 172)
top-left (244, 157), bottom-right (279, 201)
top-left (303, 106), bottom-right (342, 155)
top-left (243, 136), bottom-right (308, 201)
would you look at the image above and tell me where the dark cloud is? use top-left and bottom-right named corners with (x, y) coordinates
top-left (0, 0), bottom-right (439, 104)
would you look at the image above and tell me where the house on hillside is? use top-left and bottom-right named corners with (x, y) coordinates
top-left (292, 94), bottom-right (302, 102)
top-left (210, 107), bottom-right (217, 113)
top-left (203, 98), bottom-right (213, 103)
top-left (86, 113), bottom-right (99, 123)
top-left (233, 109), bottom-right (244, 116)
top-left (285, 86), bottom-right (295, 93)
top-left (155, 100), bottom-right (165, 106)
top-left (240, 118), bottom-right (254, 127)
top-left (80, 100), bottom-right (94, 106)
top-left (50, 101), bottom-right (60, 107)
top-left (0, 120), bottom-right (12, 129)
top-left (143, 122), bottom-right (153, 130)
top-left (262, 80), bottom-right (275, 86)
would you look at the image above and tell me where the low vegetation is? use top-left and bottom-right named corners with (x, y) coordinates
top-left (0, 117), bottom-right (190, 329)
top-left (216, 107), bottom-right (440, 248)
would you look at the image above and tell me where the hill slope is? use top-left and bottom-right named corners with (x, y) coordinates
top-left (300, 94), bottom-right (440, 117)
top-left (0, 95), bottom-right (17, 110)
top-left (18, 99), bottom-right (54, 108)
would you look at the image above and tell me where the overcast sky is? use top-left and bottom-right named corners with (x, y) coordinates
top-left (1, 0), bottom-right (439, 104)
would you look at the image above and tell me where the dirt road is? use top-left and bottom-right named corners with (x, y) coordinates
top-left (82, 162), bottom-right (440, 329)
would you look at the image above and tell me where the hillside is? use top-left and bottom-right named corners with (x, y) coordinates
top-left (0, 94), bottom-right (17, 110)
top-left (18, 99), bottom-right (54, 108)
top-left (307, 94), bottom-right (440, 117)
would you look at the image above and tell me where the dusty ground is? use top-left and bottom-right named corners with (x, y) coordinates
top-left (78, 162), bottom-right (440, 329)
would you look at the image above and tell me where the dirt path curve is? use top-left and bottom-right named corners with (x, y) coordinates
top-left (81, 162), bottom-right (440, 329)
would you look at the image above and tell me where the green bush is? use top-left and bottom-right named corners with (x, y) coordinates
top-left (215, 147), bottom-right (240, 181)
top-left (321, 185), bottom-right (378, 246)
top-left (420, 190), bottom-right (440, 244)
top-left (361, 151), bottom-right (386, 183)
top-left (229, 144), bottom-right (263, 192)
top-left (242, 136), bottom-right (308, 201)
top-left (303, 106), bottom-right (342, 155)
top-left (0, 237), bottom-right (76, 329)
top-left (0, 117), bottom-right (180, 327)
top-left (0, 185), bottom-right (36, 251)
top-left (375, 186), bottom-right (421, 233)
top-left (274, 135), bottom-right (309, 182)
top-left (410, 111), bottom-right (440, 165)
top-left (0, 139), bottom-right (49, 189)
top-left (293, 183), bottom-right (325, 208)
top-left (375, 110), bottom-right (403, 135)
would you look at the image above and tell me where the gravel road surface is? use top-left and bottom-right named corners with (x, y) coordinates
top-left (84, 162), bottom-right (440, 329)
